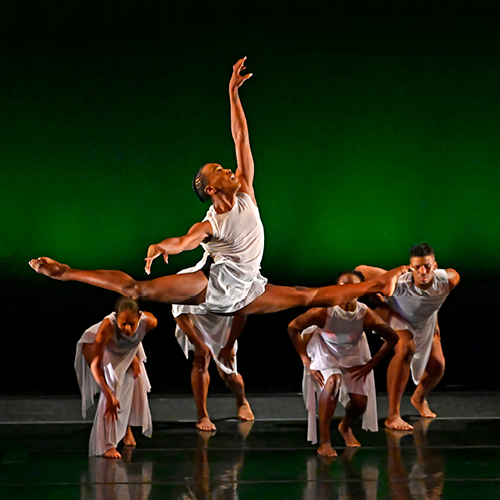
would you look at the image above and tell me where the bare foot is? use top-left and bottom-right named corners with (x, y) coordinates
top-left (385, 415), bottom-right (414, 431)
top-left (317, 442), bottom-right (338, 457)
top-left (411, 395), bottom-right (436, 418)
top-left (123, 426), bottom-right (136, 446)
top-left (28, 257), bottom-right (69, 280)
top-left (380, 265), bottom-right (411, 296)
top-left (338, 422), bottom-right (361, 447)
top-left (104, 447), bottom-right (121, 459)
top-left (196, 416), bottom-right (217, 431)
top-left (237, 401), bottom-right (255, 421)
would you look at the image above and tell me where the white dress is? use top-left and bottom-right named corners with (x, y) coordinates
top-left (384, 269), bottom-right (450, 384)
top-left (74, 312), bottom-right (153, 456)
top-left (173, 308), bottom-right (239, 375)
top-left (301, 302), bottom-right (378, 444)
top-left (173, 192), bottom-right (267, 315)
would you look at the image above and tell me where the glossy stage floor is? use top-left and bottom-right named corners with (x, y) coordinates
top-left (1, 392), bottom-right (500, 500)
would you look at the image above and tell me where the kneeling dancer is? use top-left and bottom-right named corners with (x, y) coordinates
top-left (288, 271), bottom-right (398, 457)
top-left (75, 297), bottom-right (158, 458)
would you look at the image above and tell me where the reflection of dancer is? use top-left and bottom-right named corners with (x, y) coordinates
top-left (288, 271), bottom-right (398, 457)
top-left (75, 297), bottom-right (157, 458)
top-left (357, 243), bottom-right (460, 430)
top-left (385, 419), bottom-right (444, 500)
top-left (173, 308), bottom-right (254, 431)
top-left (29, 58), bottom-right (409, 315)
top-left (81, 447), bottom-right (153, 500)
top-left (182, 421), bottom-right (254, 500)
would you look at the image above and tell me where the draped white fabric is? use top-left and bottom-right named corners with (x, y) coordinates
top-left (74, 312), bottom-right (152, 456)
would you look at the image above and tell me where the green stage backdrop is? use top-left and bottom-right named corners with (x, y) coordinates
top-left (2, 51), bottom-right (499, 394)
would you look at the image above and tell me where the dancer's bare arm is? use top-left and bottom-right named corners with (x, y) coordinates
top-left (288, 308), bottom-right (328, 386)
top-left (229, 57), bottom-right (256, 204)
top-left (145, 221), bottom-right (213, 274)
top-left (175, 314), bottom-right (211, 370)
top-left (143, 311), bottom-right (158, 332)
top-left (446, 269), bottom-right (460, 291)
top-left (347, 308), bottom-right (399, 382)
top-left (355, 265), bottom-right (387, 280)
top-left (89, 319), bottom-right (120, 421)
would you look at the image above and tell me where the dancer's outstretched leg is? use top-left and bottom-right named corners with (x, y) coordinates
top-left (29, 257), bottom-right (208, 304)
top-left (237, 266), bottom-right (410, 315)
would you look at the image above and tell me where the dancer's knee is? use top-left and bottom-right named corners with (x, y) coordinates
top-left (394, 338), bottom-right (415, 361)
top-left (324, 374), bottom-right (341, 394)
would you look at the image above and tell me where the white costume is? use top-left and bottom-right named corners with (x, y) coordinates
top-left (384, 269), bottom-right (450, 384)
top-left (173, 192), bottom-right (267, 316)
top-left (302, 302), bottom-right (378, 444)
top-left (74, 312), bottom-right (153, 456)
top-left (173, 309), bottom-right (239, 375)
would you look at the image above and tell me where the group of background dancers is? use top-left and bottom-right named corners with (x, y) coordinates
top-left (29, 58), bottom-right (459, 458)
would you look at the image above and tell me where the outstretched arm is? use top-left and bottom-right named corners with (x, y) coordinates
top-left (355, 265), bottom-right (388, 280)
top-left (347, 308), bottom-right (399, 382)
top-left (89, 319), bottom-right (121, 421)
top-left (229, 57), bottom-right (256, 204)
top-left (145, 220), bottom-right (213, 274)
top-left (288, 308), bottom-right (328, 386)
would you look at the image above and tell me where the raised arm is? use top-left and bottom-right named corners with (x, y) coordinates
top-left (347, 308), bottom-right (399, 382)
top-left (88, 319), bottom-right (120, 421)
top-left (355, 265), bottom-right (388, 280)
top-left (144, 220), bottom-right (213, 274)
top-left (229, 57), bottom-right (256, 204)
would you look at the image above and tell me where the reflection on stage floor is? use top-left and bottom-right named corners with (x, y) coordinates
top-left (1, 416), bottom-right (500, 499)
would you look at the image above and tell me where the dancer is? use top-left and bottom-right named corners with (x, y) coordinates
top-left (288, 270), bottom-right (398, 457)
top-left (356, 243), bottom-right (460, 430)
top-left (29, 57), bottom-right (408, 313)
top-left (174, 307), bottom-right (254, 431)
top-left (75, 297), bottom-right (157, 458)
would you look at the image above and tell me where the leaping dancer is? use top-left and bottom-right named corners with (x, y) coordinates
top-left (29, 58), bottom-right (408, 315)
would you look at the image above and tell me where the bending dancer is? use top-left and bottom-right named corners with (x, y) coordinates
top-left (356, 243), bottom-right (460, 431)
top-left (29, 57), bottom-right (408, 313)
top-left (75, 297), bottom-right (157, 458)
top-left (288, 271), bottom-right (398, 457)
top-left (173, 307), bottom-right (254, 431)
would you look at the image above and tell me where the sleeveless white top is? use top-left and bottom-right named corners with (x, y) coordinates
top-left (173, 192), bottom-right (268, 315)
top-left (302, 302), bottom-right (378, 441)
top-left (385, 269), bottom-right (450, 383)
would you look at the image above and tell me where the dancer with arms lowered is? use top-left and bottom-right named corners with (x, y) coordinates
top-left (174, 311), bottom-right (254, 431)
top-left (30, 58), bottom-right (408, 313)
top-left (356, 243), bottom-right (460, 431)
top-left (288, 270), bottom-right (398, 457)
top-left (75, 297), bottom-right (157, 458)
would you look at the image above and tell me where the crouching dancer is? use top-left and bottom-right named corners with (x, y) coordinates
top-left (75, 297), bottom-right (158, 458)
top-left (288, 271), bottom-right (398, 457)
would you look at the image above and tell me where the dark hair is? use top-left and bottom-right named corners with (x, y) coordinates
top-left (114, 297), bottom-right (140, 315)
top-left (409, 243), bottom-right (434, 258)
top-left (192, 165), bottom-right (211, 203)
top-left (337, 270), bottom-right (365, 283)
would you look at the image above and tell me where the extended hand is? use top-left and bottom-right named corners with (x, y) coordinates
top-left (230, 57), bottom-right (252, 91)
top-left (218, 346), bottom-right (236, 370)
top-left (346, 363), bottom-right (373, 382)
top-left (309, 369), bottom-right (325, 388)
top-left (144, 244), bottom-right (168, 275)
top-left (104, 394), bottom-right (121, 422)
top-left (193, 343), bottom-right (211, 371)
top-left (131, 356), bottom-right (141, 379)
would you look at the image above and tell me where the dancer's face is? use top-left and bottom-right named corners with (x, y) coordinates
top-left (116, 309), bottom-right (140, 336)
top-left (203, 163), bottom-right (240, 197)
top-left (410, 255), bottom-right (437, 289)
